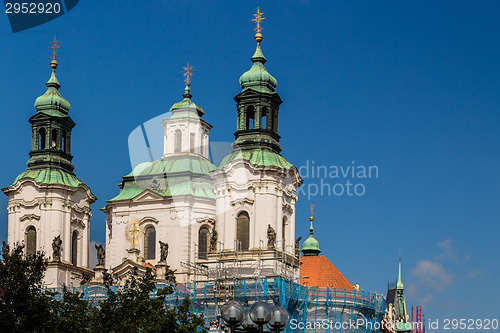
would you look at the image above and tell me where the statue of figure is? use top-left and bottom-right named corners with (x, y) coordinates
top-left (52, 235), bottom-right (62, 261)
top-left (95, 243), bottom-right (105, 267)
top-left (159, 241), bottom-right (169, 262)
top-left (267, 224), bottom-right (276, 249)
top-left (209, 228), bottom-right (218, 253)
top-left (2, 241), bottom-right (9, 258)
top-left (165, 266), bottom-right (177, 283)
top-left (80, 271), bottom-right (92, 285)
top-left (294, 237), bottom-right (302, 258)
top-left (102, 271), bottom-right (113, 286)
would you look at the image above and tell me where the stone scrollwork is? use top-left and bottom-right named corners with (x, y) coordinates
top-left (20, 214), bottom-right (41, 222)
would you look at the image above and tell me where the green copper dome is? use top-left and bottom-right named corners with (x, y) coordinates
top-left (170, 85), bottom-right (204, 116)
top-left (301, 216), bottom-right (321, 256)
top-left (34, 61), bottom-right (70, 115)
top-left (239, 42), bottom-right (277, 93)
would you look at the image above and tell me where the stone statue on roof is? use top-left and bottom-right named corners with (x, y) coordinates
top-left (295, 237), bottom-right (302, 258)
top-left (95, 243), bottom-right (105, 267)
top-left (52, 235), bottom-right (62, 261)
top-left (159, 241), bottom-right (169, 262)
top-left (267, 224), bottom-right (276, 249)
top-left (209, 228), bottom-right (218, 253)
top-left (2, 241), bottom-right (9, 258)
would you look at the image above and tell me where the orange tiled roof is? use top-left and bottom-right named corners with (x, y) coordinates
top-left (300, 255), bottom-right (354, 289)
top-left (144, 262), bottom-right (156, 270)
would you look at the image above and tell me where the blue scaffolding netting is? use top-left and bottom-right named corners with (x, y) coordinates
top-left (47, 278), bottom-right (386, 333)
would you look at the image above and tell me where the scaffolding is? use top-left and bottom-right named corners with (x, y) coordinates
top-left (48, 277), bottom-right (386, 333)
top-left (184, 239), bottom-right (300, 302)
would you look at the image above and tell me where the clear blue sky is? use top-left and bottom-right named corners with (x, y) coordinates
top-left (1, 0), bottom-right (499, 328)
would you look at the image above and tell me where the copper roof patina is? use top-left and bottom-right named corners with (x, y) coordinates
top-left (218, 148), bottom-right (293, 170)
top-left (108, 155), bottom-right (216, 202)
top-left (12, 169), bottom-right (84, 188)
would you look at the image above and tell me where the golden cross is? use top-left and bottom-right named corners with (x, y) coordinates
top-left (49, 36), bottom-right (60, 61)
top-left (181, 62), bottom-right (195, 85)
top-left (252, 7), bottom-right (266, 34)
top-left (129, 222), bottom-right (140, 249)
top-left (309, 204), bottom-right (315, 217)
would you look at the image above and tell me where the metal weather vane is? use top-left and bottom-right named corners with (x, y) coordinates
top-left (49, 36), bottom-right (60, 61)
top-left (252, 7), bottom-right (266, 34)
top-left (181, 62), bottom-right (195, 86)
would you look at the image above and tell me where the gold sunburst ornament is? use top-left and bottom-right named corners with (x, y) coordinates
top-left (252, 7), bottom-right (266, 42)
top-left (181, 62), bottom-right (195, 86)
top-left (125, 218), bottom-right (141, 249)
top-left (49, 36), bottom-right (60, 61)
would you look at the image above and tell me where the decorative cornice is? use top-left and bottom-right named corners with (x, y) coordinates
top-left (140, 216), bottom-right (159, 225)
top-left (71, 217), bottom-right (85, 228)
top-left (230, 198), bottom-right (254, 206)
top-left (196, 217), bottom-right (216, 226)
top-left (20, 213), bottom-right (41, 222)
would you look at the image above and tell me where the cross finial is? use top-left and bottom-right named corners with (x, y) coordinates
top-left (181, 62), bottom-right (195, 86)
top-left (49, 36), bottom-right (60, 61)
top-left (252, 7), bottom-right (266, 34)
top-left (309, 204), bottom-right (315, 217)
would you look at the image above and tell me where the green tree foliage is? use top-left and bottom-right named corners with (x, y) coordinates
top-left (0, 243), bottom-right (56, 332)
top-left (0, 244), bottom-right (208, 333)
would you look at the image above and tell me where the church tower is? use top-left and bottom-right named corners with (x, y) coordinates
top-left (2, 38), bottom-right (96, 287)
top-left (210, 9), bottom-right (302, 280)
top-left (103, 69), bottom-right (216, 283)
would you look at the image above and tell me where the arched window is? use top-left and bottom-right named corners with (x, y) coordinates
top-left (236, 211), bottom-right (250, 251)
top-left (282, 217), bottom-right (287, 250)
top-left (144, 226), bottom-right (156, 260)
top-left (72, 231), bottom-right (78, 265)
top-left (62, 131), bottom-right (67, 153)
top-left (38, 128), bottom-right (46, 150)
top-left (204, 134), bottom-right (209, 156)
top-left (198, 227), bottom-right (209, 259)
top-left (261, 107), bottom-right (268, 129)
top-left (190, 133), bottom-right (195, 153)
top-left (174, 130), bottom-right (182, 153)
top-left (51, 129), bottom-right (58, 149)
top-left (26, 226), bottom-right (36, 256)
top-left (246, 106), bottom-right (255, 130)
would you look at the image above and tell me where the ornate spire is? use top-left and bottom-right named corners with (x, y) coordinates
top-left (309, 204), bottom-right (315, 235)
top-left (301, 204), bottom-right (321, 256)
top-left (181, 62), bottom-right (195, 86)
top-left (252, 7), bottom-right (265, 43)
top-left (170, 63), bottom-right (204, 116)
top-left (28, 37), bottom-right (75, 173)
top-left (397, 256), bottom-right (404, 290)
top-left (233, 8), bottom-right (282, 153)
top-left (34, 36), bottom-right (70, 114)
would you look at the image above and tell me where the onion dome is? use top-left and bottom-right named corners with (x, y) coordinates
top-left (301, 214), bottom-right (321, 256)
top-left (34, 60), bottom-right (71, 115)
top-left (170, 84), bottom-right (204, 117)
top-left (239, 33), bottom-right (278, 93)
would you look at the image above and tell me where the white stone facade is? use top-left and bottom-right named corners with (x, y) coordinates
top-left (3, 178), bottom-right (95, 287)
